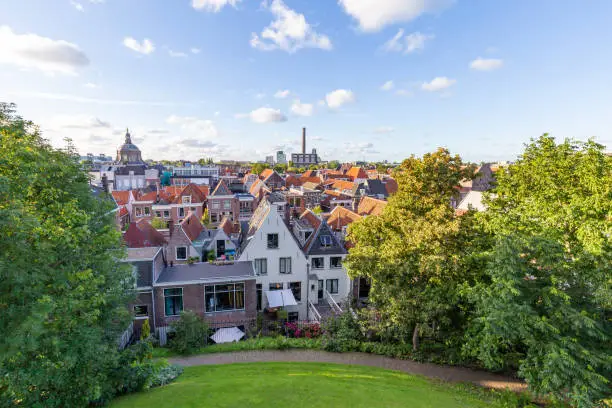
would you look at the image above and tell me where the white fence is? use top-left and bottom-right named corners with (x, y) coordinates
top-left (118, 321), bottom-right (133, 350)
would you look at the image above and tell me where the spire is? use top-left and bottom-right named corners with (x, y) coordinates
top-left (125, 128), bottom-right (132, 144)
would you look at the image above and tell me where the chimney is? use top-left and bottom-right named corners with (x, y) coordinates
top-left (302, 127), bottom-right (306, 154)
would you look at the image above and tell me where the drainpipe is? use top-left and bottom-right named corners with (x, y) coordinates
top-left (305, 261), bottom-right (310, 321)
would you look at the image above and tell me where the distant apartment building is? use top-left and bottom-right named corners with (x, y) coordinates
top-left (169, 164), bottom-right (220, 186)
top-left (276, 150), bottom-right (287, 164)
top-left (265, 155), bottom-right (275, 165)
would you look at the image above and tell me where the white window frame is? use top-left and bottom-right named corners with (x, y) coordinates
top-left (182, 196), bottom-right (191, 204)
top-left (133, 305), bottom-right (149, 319)
top-left (279, 257), bottom-right (292, 274)
top-left (254, 258), bottom-right (267, 275)
top-left (330, 256), bottom-right (343, 269)
top-left (176, 246), bottom-right (188, 260)
top-left (326, 279), bottom-right (339, 294)
top-left (178, 207), bottom-right (185, 217)
top-left (311, 257), bottom-right (324, 269)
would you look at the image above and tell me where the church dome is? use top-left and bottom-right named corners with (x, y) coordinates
top-left (116, 129), bottom-right (144, 164)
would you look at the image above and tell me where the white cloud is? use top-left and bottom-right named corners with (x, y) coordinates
top-left (71, 1), bottom-right (84, 12)
top-left (254, 93), bottom-right (266, 100)
top-left (421, 76), bottom-right (456, 91)
top-left (395, 89), bottom-right (412, 96)
top-left (291, 100), bottom-right (314, 116)
top-left (374, 126), bottom-right (395, 134)
top-left (84, 82), bottom-right (100, 89)
top-left (166, 115), bottom-right (218, 138)
top-left (50, 114), bottom-right (111, 130)
top-left (123, 37), bottom-right (155, 55)
top-left (168, 49), bottom-right (188, 58)
top-left (325, 89), bottom-right (355, 109)
top-left (190, 47), bottom-right (201, 54)
top-left (192, 0), bottom-right (240, 12)
top-left (344, 141), bottom-right (379, 155)
top-left (250, 0), bottom-right (332, 53)
top-left (470, 57), bottom-right (503, 71)
top-left (383, 29), bottom-right (432, 54)
top-left (380, 80), bottom-right (394, 91)
top-left (0, 26), bottom-right (89, 75)
top-left (338, 0), bottom-right (452, 32)
top-left (274, 89), bottom-right (291, 99)
top-left (248, 107), bottom-right (287, 123)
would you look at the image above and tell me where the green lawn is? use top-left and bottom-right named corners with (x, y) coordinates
top-left (111, 362), bottom-right (510, 408)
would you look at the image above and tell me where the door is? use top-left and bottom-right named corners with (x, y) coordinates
top-left (317, 280), bottom-right (324, 301)
top-left (216, 239), bottom-right (225, 258)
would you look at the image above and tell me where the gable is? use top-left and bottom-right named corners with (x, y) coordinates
top-left (307, 222), bottom-right (346, 255)
top-left (211, 179), bottom-right (231, 196)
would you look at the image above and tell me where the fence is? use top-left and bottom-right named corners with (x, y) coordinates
top-left (153, 318), bottom-right (323, 347)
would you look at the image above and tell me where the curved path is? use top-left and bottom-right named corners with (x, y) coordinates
top-left (169, 350), bottom-right (526, 392)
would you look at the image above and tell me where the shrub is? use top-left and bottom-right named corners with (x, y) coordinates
top-left (140, 319), bottom-right (150, 341)
top-left (169, 311), bottom-right (209, 355)
top-left (285, 322), bottom-right (321, 339)
top-left (322, 311), bottom-right (363, 352)
top-left (149, 359), bottom-right (184, 388)
top-left (150, 217), bottom-right (167, 229)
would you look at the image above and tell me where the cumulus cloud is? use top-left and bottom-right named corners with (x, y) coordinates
top-left (374, 126), bottom-right (395, 134)
top-left (291, 100), bottom-right (314, 116)
top-left (71, 1), bottom-right (84, 12)
top-left (344, 141), bottom-right (379, 155)
top-left (166, 115), bottom-right (218, 138)
top-left (168, 49), bottom-right (188, 58)
top-left (191, 0), bottom-right (240, 12)
top-left (383, 29), bottom-right (433, 54)
top-left (50, 114), bottom-right (111, 129)
top-left (421, 76), bottom-right (456, 91)
top-left (395, 89), bottom-right (412, 96)
top-left (338, 0), bottom-right (453, 32)
top-left (470, 57), bottom-right (503, 71)
top-left (325, 89), bottom-right (355, 109)
top-left (250, 0), bottom-right (332, 53)
top-left (190, 47), bottom-right (201, 54)
top-left (380, 80), bottom-right (394, 91)
top-left (0, 26), bottom-right (89, 75)
top-left (247, 107), bottom-right (288, 123)
top-left (123, 37), bottom-right (155, 55)
top-left (84, 82), bottom-right (100, 89)
top-left (274, 89), bottom-right (291, 99)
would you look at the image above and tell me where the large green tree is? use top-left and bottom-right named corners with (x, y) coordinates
top-left (465, 135), bottom-right (611, 406)
top-left (345, 148), bottom-right (482, 350)
top-left (0, 103), bottom-right (134, 406)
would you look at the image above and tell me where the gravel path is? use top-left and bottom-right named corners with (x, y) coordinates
top-left (169, 350), bottom-right (526, 392)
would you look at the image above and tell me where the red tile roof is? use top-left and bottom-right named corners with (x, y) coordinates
top-left (331, 180), bottom-right (356, 192)
top-left (219, 217), bottom-right (240, 237)
top-left (346, 167), bottom-right (367, 181)
top-left (384, 178), bottom-right (398, 195)
top-left (357, 196), bottom-right (387, 216)
top-left (180, 212), bottom-right (204, 241)
top-left (260, 168), bottom-right (275, 180)
top-left (136, 220), bottom-right (167, 246)
top-left (300, 209), bottom-right (322, 248)
top-left (299, 176), bottom-right (323, 185)
top-left (327, 206), bottom-right (362, 231)
top-left (301, 170), bottom-right (317, 178)
top-left (119, 206), bottom-right (129, 218)
top-left (123, 221), bottom-right (167, 248)
top-left (284, 175), bottom-right (300, 187)
top-left (111, 191), bottom-right (131, 206)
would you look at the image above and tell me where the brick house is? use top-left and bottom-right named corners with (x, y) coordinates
top-left (260, 169), bottom-right (284, 190)
top-left (130, 183), bottom-right (207, 226)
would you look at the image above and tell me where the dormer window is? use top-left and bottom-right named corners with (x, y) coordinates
top-left (320, 235), bottom-right (332, 247)
top-left (182, 196), bottom-right (191, 204)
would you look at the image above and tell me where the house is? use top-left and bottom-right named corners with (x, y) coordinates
top-left (237, 197), bottom-right (309, 321)
top-left (123, 220), bottom-right (167, 248)
top-left (130, 183), bottom-right (207, 226)
top-left (326, 205), bottom-right (362, 245)
top-left (208, 180), bottom-right (235, 225)
top-left (294, 210), bottom-right (351, 313)
top-left (190, 217), bottom-right (241, 260)
top-left (329, 179), bottom-right (365, 211)
top-left (357, 196), bottom-right (387, 216)
top-left (363, 179), bottom-right (388, 199)
top-left (346, 167), bottom-right (367, 184)
top-left (320, 190), bottom-right (353, 212)
top-left (456, 190), bottom-right (487, 212)
top-left (260, 169), bottom-right (284, 190)
top-left (289, 185), bottom-right (322, 209)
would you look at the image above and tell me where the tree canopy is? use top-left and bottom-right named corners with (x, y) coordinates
top-left (250, 162), bottom-right (270, 175)
top-left (0, 103), bottom-right (134, 406)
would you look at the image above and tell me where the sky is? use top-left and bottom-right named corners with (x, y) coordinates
top-left (1, 0), bottom-right (612, 163)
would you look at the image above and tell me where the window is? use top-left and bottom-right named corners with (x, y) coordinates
top-left (163, 210), bottom-right (170, 218)
top-left (155, 211), bottom-right (162, 218)
top-left (253, 258), bottom-right (267, 275)
top-left (267, 233), bottom-right (279, 249)
top-left (135, 207), bottom-right (142, 217)
top-left (311, 257), bottom-right (324, 269)
top-left (288, 311), bottom-right (299, 322)
top-left (289, 282), bottom-right (301, 302)
top-left (256, 284), bottom-right (263, 311)
top-left (269, 282), bottom-right (283, 291)
top-left (326, 279), bottom-right (339, 294)
top-left (144, 207), bottom-right (151, 216)
top-left (304, 231), bottom-right (312, 242)
top-left (279, 257), bottom-right (292, 274)
top-left (212, 201), bottom-right (220, 209)
top-left (178, 207), bottom-right (185, 217)
top-left (205, 283), bottom-right (245, 312)
top-left (211, 214), bottom-right (217, 223)
top-left (320, 235), bottom-right (332, 247)
top-left (190, 207), bottom-right (197, 213)
top-left (330, 257), bottom-right (342, 268)
top-left (133, 305), bottom-right (148, 317)
top-left (223, 200), bottom-right (231, 210)
top-left (182, 196), bottom-right (191, 204)
top-left (164, 288), bottom-right (183, 316)
top-left (176, 247), bottom-right (187, 260)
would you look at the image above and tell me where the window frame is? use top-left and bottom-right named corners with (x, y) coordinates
top-left (178, 207), bottom-right (185, 217)
top-left (133, 305), bottom-right (149, 318)
top-left (204, 283), bottom-right (245, 313)
top-left (182, 196), bottom-right (191, 204)
top-left (289, 281), bottom-right (301, 302)
top-left (269, 282), bottom-right (283, 291)
top-left (330, 256), bottom-right (343, 269)
top-left (279, 257), bottom-right (292, 274)
top-left (311, 257), bottom-right (324, 269)
top-left (326, 279), bottom-right (339, 294)
top-left (144, 206), bottom-right (151, 216)
top-left (253, 258), bottom-right (267, 275)
top-left (163, 288), bottom-right (183, 316)
top-left (176, 246), bottom-right (188, 260)
top-left (267, 233), bottom-right (279, 249)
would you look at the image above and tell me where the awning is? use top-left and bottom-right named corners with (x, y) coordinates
top-left (210, 327), bottom-right (245, 344)
top-left (265, 289), bottom-right (298, 308)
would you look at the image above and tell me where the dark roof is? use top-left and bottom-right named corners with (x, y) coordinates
top-left (306, 221), bottom-right (346, 256)
top-left (114, 165), bottom-right (146, 175)
top-left (156, 261), bottom-right (255, 284)
top-left (211, 179), bottom-right (231, 196)
top-left (365, 179), bottom-right (388, 197)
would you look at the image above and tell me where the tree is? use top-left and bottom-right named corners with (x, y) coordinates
top-left (150, 217), bottom-right (167, 229)
top-left (465, 135), bottom-right (611, 406)
top-left (0, 103), bottom-right (134, 406)
top-left (140, 319), bottom-right (151, 341)
top-left (327, 160), bottom-right (340, 170)
top-left (345, 148), bottom-right (480, 351)
top-left (201, 208), bottom-right (209, 226)
top-left (312, 206), bottom-right (323, 215)
top-left (197, 157), bottom-right (214, 166)
top-left (250, 162), bottom-right (270, 176)
top-left (273, 163), bottom-right (287, 174)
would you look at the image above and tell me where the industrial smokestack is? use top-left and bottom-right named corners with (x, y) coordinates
top-left (302, 127), bottom-right (306, 154)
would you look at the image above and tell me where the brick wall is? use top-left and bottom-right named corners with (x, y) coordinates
top-left (165, 225), bottom-right (193, 265)
top-left (130, 291), bottom-right (154, 330)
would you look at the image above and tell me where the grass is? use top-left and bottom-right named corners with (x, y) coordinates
top-left (151, 336), bottom-right (320, 358)
top-left (111, 362), bottom-right (516, 408)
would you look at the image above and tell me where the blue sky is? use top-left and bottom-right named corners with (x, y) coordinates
top-left (1, 0), bottom-right (611, 162)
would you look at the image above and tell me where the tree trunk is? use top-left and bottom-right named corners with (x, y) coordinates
top-left (412, 324), bottom-right (420, 351)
